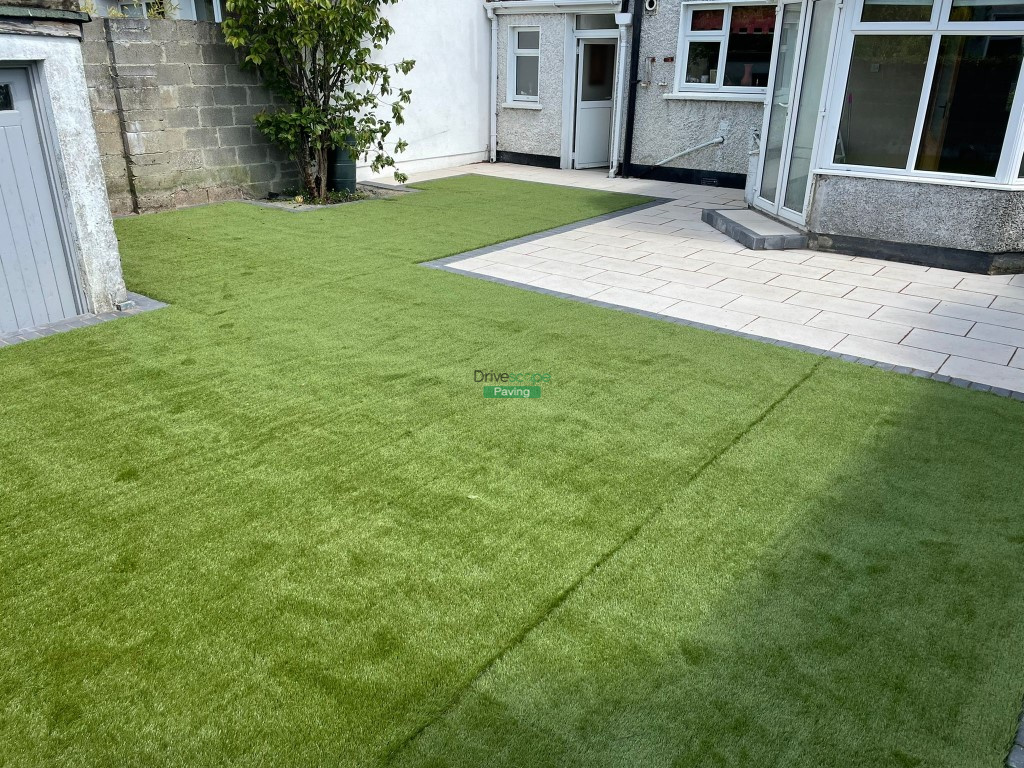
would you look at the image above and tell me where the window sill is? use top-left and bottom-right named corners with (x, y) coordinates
top-left (664, 91), bottom-right (766, 103)
top-left (502, 102), bottom-right (543, 110)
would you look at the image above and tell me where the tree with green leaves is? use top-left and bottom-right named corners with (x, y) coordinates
top-left (223, 0), bottom-right (414, 199)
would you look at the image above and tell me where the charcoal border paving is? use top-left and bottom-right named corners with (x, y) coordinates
top-left (0, 292), bottom-right (167, 350)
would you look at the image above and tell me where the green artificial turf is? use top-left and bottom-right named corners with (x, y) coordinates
top-left (1, 175), bottom-right (1023, 767)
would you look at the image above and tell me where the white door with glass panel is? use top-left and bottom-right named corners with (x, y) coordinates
top-left (574, 41), bottom-right (617, 168)
top-left (754, 0), bottom-right (839, 223)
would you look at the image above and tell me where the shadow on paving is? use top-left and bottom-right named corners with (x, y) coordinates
top-left (391, 361), bottom-right (1024, 768)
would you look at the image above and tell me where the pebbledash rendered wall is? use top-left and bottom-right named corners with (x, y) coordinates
top-left (80, 17), bottom-right (298, 215)
top-left (491, 2), bottom-right (762, 185)
top-left (627, 0), bottom-right (761, 186)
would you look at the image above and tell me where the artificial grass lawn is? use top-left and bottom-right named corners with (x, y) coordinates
top-left (1, 175), bottom-right (1023, 767)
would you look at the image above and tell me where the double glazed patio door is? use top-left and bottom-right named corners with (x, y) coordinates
top-left (753, 0), bottom-right (839, 224)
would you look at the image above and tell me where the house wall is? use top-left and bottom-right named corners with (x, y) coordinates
top-left (81, 18), bottom-right (298, 215)
top-left (359, 0), bottom-right (490, 179)
top-left (1, 27), bottom-right (127, 313)
top-left (495, 12), bottom-right (567, 162)
top-left (808, 175), bottom-right (1024, 255)
top-left (627, 0), bottom-right (763, 183)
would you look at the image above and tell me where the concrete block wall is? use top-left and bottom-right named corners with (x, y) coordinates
top-left (81, 17), bottom-right (298, 214)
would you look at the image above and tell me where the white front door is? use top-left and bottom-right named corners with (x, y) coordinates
top-left (574, 40), bottom-right (616, 169)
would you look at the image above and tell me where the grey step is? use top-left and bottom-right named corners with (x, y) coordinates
top-left (702, 208), bottom-right (808, 250)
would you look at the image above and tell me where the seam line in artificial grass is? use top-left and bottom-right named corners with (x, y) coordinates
top-left (386, 357), bottom-right (826, 763)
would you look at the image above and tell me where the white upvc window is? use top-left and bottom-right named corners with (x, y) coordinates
top-left (821, 0), bottom-right (1024, 186)
top-left (509, 26), bottom-right (541, 102)
top-left (674, 1), bottom-right (777, 95)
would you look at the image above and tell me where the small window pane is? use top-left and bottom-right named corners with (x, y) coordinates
top-left (834, 35), bottom-right (931, 168)
top-left (194, 0), bottom-right (216, 21)
top-left (1019, 152), bottom-right (1024, 177)
top-left (0, 84), bottom-right (12, 112)
top-left (691, 8), bottom-right (725, 30)
top-left (685, 41), bottom-right (721, 84)
top-left (577, 13), bottom-right (617, 30)
top-left (723, 5), bottom-right (775, 87)
top-left (118, 2), bottom-right (147, 16)
top-left (916, 36), bottom-right (1024, 177)
top-left (582, 44), bottom-right (616, 101)
top-left (517, 30), bottom-right (540, 50)
top-left (949, 0), bottom-right (1024, 21)
top-left (515, 55), bottom-right (539, 98)
top-left (861, 0), bottom-right (934, 22)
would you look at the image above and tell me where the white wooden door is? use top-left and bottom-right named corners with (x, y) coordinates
top-left (574, 41), bottom-right (616, 169)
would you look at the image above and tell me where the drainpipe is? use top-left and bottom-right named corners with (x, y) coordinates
top-left (607, 12), bottom-right (632, 178)
top-left (487, 5), bottom-right (499, 163)
top-left (620, 0), bottom-right (644, 178)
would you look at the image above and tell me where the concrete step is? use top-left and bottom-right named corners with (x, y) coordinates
top-left (702, 208), bottom-right (808, 250)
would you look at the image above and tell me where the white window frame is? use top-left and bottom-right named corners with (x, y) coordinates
top-left (509, 26), bottom-right (541, 103)
top-left (818, 0), bottom-right (1024, 188)
top-left (673, 0), bottom-right (776, 96)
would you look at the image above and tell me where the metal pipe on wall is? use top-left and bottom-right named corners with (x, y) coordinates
top-left (607, 13), bottom-right (632, 178)
top-left (487, 6), bottom-right (498, 163)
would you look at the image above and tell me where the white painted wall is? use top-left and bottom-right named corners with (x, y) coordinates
top-left (360, 0), bottom-right (491, 179)
top-left (0, 34), bottom-right (127, 312)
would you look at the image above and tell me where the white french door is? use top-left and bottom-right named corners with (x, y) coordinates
top-left (754, 0), bottom-right (839, 224)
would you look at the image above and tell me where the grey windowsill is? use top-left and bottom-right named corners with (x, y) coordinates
top-left (502, 102), bottom-right (543, 110)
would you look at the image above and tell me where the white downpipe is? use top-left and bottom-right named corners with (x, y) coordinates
top-left (607, 14), bottom-right (631, 178)
top-left (487, 6), bottom-right (499, 163)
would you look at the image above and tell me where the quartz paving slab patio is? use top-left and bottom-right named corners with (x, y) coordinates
top-left (406, 163), bottom-right (1024, 397)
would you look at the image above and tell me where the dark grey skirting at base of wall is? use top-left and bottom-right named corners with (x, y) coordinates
top-left (495, 151), bottom-right (561, 169)
top-left (625, 164), bottom-right (746, 190)
top-left (810, 233), bottom-right (1024, 275)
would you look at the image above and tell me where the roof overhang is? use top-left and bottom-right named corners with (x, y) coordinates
top-left (485, 0), bottom-right (621, 14)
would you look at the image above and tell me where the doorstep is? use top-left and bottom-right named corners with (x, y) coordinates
top-left (702, 208), bottom-right (808, 250)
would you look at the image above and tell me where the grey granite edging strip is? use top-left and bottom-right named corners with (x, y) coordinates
top-left (422, 202), bottom-right (1024, 402)
top-left (1008, 704), bottom-right (1024, 768)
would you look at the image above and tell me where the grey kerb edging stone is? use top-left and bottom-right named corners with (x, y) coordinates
top-left (423, 187), bottom-right (1024, 402)
top-left (0, 292), bottom-right (166, 349)
top-left (1007, 706), bottom-right (1024, 768)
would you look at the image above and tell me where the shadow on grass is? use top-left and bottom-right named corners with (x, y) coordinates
top-left (393, 362), bottom-right (1024, 768)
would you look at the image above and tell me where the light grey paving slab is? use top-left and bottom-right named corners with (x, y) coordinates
top-left (992, 295), bottom-right (1024, 314)
top-left (469, 263), bottom-right (546, 284)
top-left (487, 251), bottom-right (545, 268)
top-left (644, 266), bottom-right (724, 287)
top-left (589, 271), bottom-right (667, 293)
top-left (1011, 349), bottom-right (1024, 370)
top-left (740, 248), bottom-right (811, 264)
top-left (581, 256), bottom-right (660, 275)
top-left (652, 282), bottom-right (740, 307)
top-left (661, 300), bottom-right (757, 331)
top-left (902, 283), bottom-right (995, 307)
top-left (876, 265), bottom-right (963, 288)
top-left (726, 296), bottom-right (819, 324)
top-left (957, 278), bottom-right (1024, 300)
top-left (701, 262), bottom-right (779, 284)
top-left (804, 255), bottom-right (883, 275)
top-left (531, 247), bottom-right (600, 265)
top-left (769, 274), bottom-right (852, 298)
top-left (967, 323), bottom-right (1024, 348)
top-left (688, 249), bottom-right (763, 269)
top-left (713, 278), bottom-right (797, 303)
top-left (933, 301), bottom-right (1024, 331)
top-left (902, 328), bottom-right (1015, 365)
top-left (846, 288), bottom-right (939, 313)
top-left (833, 336), bottom-right (949, 372)
top-left (636, 253), bottom-right (710, 270)
top-left (533, 260), bottom-right (603, 280)
top-left (821, 270), bottom-right (910, 293)
top-left (530, 274), bottom-right (607, 297)
top-left (582, 244), bottom-right (652, 261)
top-left (939, 356), bottom-right (1024, 391)
top-left (743, 317), bottom-right (846, 350)
top-left (871, 306), bottom-right (973, 335)
top-left (809, 311), bottom-right (911, 343)
top-left (753, 258), bottom-right (832, 280)
top-left (786, 292), bottom-right (881, 318)
top-left (589, 286), bottom-right (678, 313)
